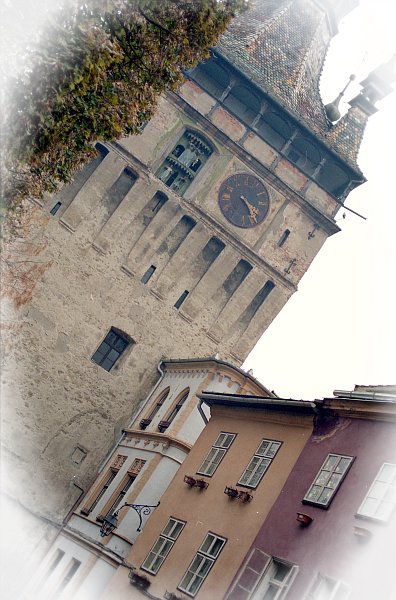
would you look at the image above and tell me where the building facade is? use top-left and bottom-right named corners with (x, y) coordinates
top-left (101, 392), bottom-right (316, 600)
top-left (2, 0), bottom-right (394, 595)
top-left (21, 359), bottom-right (273, 600)
top-left (227, 386), bottom-right (396, 600)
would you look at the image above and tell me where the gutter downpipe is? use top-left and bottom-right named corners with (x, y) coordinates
top-left (198, 399), bottom-right (209, 425)
top-left (333, 390), bottom-right (396, 402)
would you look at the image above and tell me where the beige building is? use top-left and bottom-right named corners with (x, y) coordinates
top-left (103, 392), bottom-right (316, 600)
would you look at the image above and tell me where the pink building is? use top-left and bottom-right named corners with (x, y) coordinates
top-left (227, 386), bottom-right (396, 600)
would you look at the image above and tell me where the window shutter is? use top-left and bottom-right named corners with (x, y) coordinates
top-left (226, 549), bottom-right (271, 600)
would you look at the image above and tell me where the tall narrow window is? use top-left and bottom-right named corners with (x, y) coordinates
top-left (197, 432), bottom-right (236, 476)
top-left (166, 389), bottom-right (190, 424)
top-left (45, 549), bottom-right (65, 577)
top-left (305, 573), bottom-right (351, 600)
top-left (101, 459), bottom-right (145, 519)
top-left (304, 454), bottom-right (353, 508)
top-left (50, 202), bottom-right (62, 216)
top-left (178, 532), bottom-right (226, 596)
top-left (91, 328), bottom-right (131, 371)
top-left (141, 265), bottom-right (156, 284)
top-left (56, 558), bottom-right (81, 594)
top-left (238, 440), bottom-right (282, 488)
top-left (80, 454), bottom-right (127, 516)
top-left (156, 130), bottom-right (213, 195)
top-left (174, 291), bottom-right (189, 309)
top-left (151, 191), bottom-right (168, 213)
top-left (105, 474), bottom-right (135, 517)
top-left (252, 558), bottom-right (298, 600)
top-left (82, 471), bottom-right (117, 516)
top-left (357, 463), bottom-right (396, 522)
top-left (141, 518), bottom-right (185, 574)
top-left (147, 388), bottom-right (170, 421)
top-left (277, 229), bottom-right (290, 247)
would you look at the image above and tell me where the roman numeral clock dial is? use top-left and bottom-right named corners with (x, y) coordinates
top-left (218, 173), bottom-right (270, 228)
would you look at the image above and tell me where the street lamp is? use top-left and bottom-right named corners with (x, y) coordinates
top-left (100, 501), bottom-right (160, 537)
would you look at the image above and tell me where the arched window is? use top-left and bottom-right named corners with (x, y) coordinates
top-left (166, 389), bottom-right (190, 424)
top-left (285, 137), bottom-right (321, 176)
top-left (255, 112), bottom-right (291, 150)
top-left (192, 59), bottom-right (230, 98)
top-left (156, 130), bottom-right (213, 195)
top-left (316, 160), bottom-right (350, 198)
top-left (147, 387), bottom-right (170, 420)
top-left (223, 85), bottom-right (261, 125)
top-left (173, 145), bottom-right (185, 158)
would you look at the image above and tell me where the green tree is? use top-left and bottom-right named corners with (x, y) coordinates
top-left (2, 0), bottom-right (248, 219)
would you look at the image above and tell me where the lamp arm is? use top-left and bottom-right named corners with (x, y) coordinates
top-left (115, 501), bottom-right (160, 532)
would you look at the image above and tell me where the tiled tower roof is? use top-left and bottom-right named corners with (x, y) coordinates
top-left (217, 0), bottom-right (363, 171)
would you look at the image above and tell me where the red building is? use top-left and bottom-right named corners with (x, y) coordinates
top-left (227, 386), bottom-right (396, 600)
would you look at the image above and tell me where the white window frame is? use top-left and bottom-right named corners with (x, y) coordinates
top-left (141, 518), bottom-right (185, 574)
top-left (303, 454), bottom-right (353, 508)
top-left (357, 462), bottom-right (396, 522)
top-left (197, 432), bottom-right (236, 476)
top-left (178, 532), bottom-right (226, 597)
top-left (252, 558), bottom-right (298, 600)
top-left (238, 440), bottom-right (282, 488)
top-left (305, 573), bottom-right (351, 600)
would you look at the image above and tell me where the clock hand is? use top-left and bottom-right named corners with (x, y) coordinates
top-left (240, 195), bottom-right (259, 219)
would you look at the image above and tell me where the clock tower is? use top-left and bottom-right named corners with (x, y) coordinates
top-left (3, 0), bottom-right (394, 584)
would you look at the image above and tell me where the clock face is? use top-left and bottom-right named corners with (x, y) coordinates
top-left (218, 173), bottom-right (270, 228)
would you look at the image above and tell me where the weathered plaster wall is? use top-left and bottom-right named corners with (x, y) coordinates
top-left (107, 405), bottom-right (314, 600)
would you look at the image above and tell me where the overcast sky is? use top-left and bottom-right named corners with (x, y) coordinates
top-left (2, 0), bottom-right (395, 401)
top-left (244, 0), bottom-right (396, 399)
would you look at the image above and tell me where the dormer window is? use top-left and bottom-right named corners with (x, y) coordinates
top-left (156, 130), bottom-right (213, 195)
